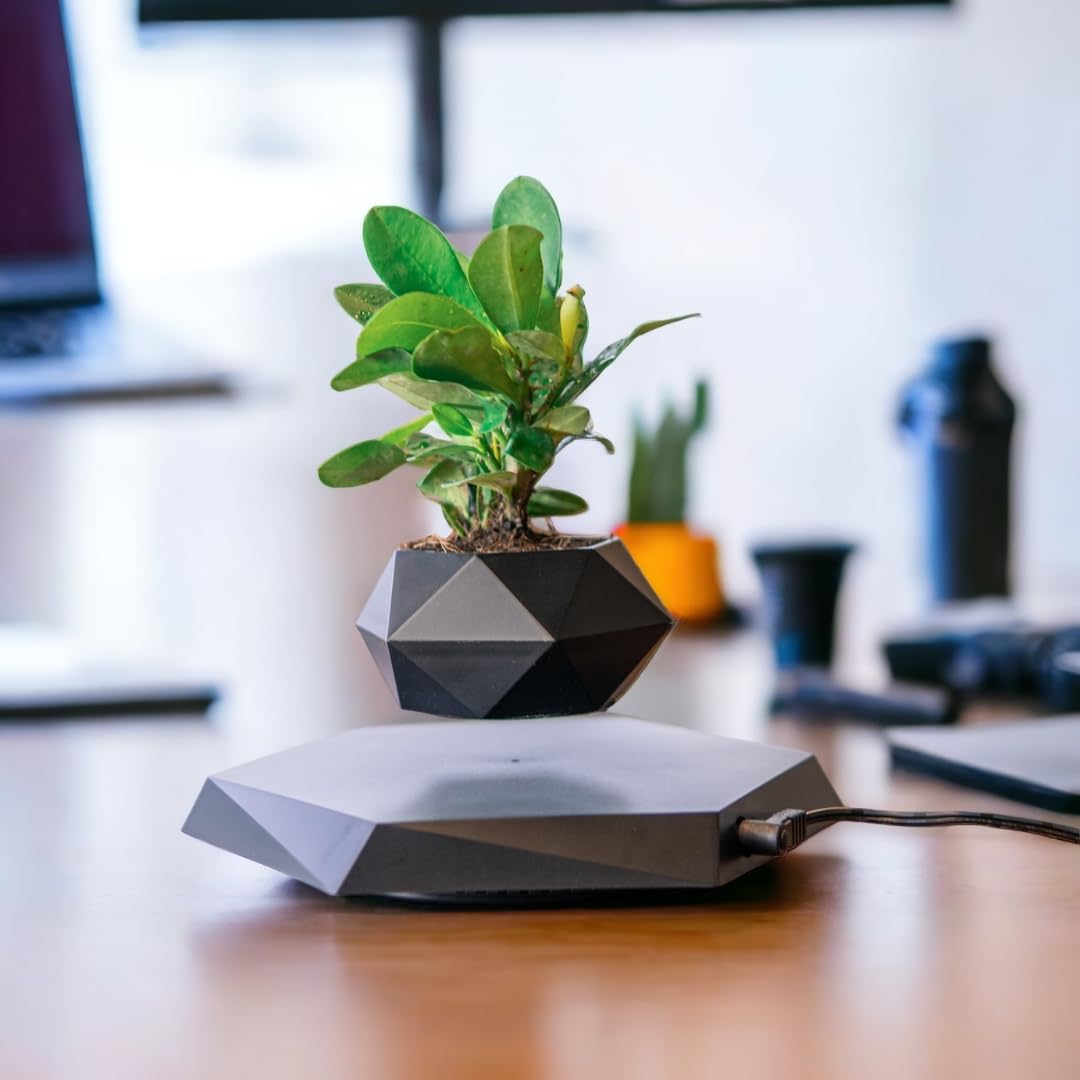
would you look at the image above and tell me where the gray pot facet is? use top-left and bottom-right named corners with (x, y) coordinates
top-left (357, 537), bottom-right (674, 719)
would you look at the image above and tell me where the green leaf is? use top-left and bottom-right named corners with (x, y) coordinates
top-left (458, 398), bottom-right (508, 433)
top-left (443, 470), bottom-right (517, 496)
top-left (540, 404), bottom-right (591, 436)
top-left (378, 372), bottom-right (485, 410)
top-left (628, 418), bottom-right (652, 522)
top-left (357, 293), bottom-right (487, 357)
top-left (404, 434), bottom-right (482, 465)
top-left (493, 176), bottom-right (563, 295)
top-left (418, 459), bottom-right (470, 511)
top-left (334, 283), bottom-right (395, 325)
top-left (509, 330), bottom-right (568, 413)
top-left (381, 412), bottom-right (433, 447)
top-left (651, 403), bottom-right (690, 522)
top-left (442, 503), bottom-right (468, 536)
top-left (557, 430), bottom-right (616, 458)
top-left (431, 402), bottom-right (474, 438)
top-left (362, 206), bottom-right (488, 323)
top-left (556, 313), bottom-right (700, 406)
top-left (536, 288), bottom-right (561, 337)
top-left (506, 426), bottom-right (555, 472)
top-left (507, 329), bottom-right (564, 366)
top-left (331, 348), bottom-right (411, 391)
top-left (413, 395), bottom-right (506, 433)
top-left (467, 225), bottom-right (544, 334)
top-left (318, 440), bottom-right (406, 488)
top-left (578, 431), bottom-right (616, 454)
top-left (628, 379), bottom-right (708, 522)
top-left (691, 379), bottom-right (709, 433)
top-left (526, 359), bottom-right (564, 414)
top-left (528, 488), bottom-right (588, 516)
top-left (413, 326), bottom-right (522, 403)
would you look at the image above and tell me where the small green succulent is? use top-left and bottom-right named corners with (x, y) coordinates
top-left (319, 176), bottom-right (697, 541)
top-left (628, 380), bottom-right (709, 524)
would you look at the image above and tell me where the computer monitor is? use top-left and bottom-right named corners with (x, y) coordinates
top-left (140, 2), bottom-right (948, 17)
top-left (139, 0), bottom-right (950, 223)
top-left (0, 1), bottom-right (100, 310)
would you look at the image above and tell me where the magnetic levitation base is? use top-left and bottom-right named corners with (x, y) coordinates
top-left (183, 714), bottom-right (840, 898)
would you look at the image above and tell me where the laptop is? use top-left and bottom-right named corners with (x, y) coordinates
top-left (0, 0), bottom-right (233, 404)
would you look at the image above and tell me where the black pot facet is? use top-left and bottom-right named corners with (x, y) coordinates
top-left (357, 538), bottom-right (674, 719)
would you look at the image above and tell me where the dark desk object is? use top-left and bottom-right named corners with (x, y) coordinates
top-left (752, 541), bottom-right (855, 668)
top-left (774, 667), bottom-right (958, 726)
top-left (889, 717), bottom-right (1080, 814)
top-left (884, 621), bottom-right (1080, 709)
top-left (884, 623), bottom-right (1005, 685)
top-left (138, 1), bottom-right (953, 224)
top-left (1042, 643), bottom-right (1080, 711)
top-left (898, 336), bottom-right (1016, 601)
top-left (0, 677), bottom-right (218, 720)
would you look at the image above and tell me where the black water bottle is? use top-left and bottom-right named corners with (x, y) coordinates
top-left (898, 336), bottom-right (1016, 601)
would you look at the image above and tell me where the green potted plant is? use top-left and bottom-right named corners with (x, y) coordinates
top-left (320, 176), bottom-right (697, 718)
top-left (614, 381), bottom-right (725, 623)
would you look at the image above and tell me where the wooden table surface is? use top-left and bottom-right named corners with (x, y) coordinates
top-left (1, 388), bottom-right (1078, 1080)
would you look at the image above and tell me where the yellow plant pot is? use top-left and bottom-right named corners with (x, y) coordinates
top-left (613, 523), bottom-right (724, 624)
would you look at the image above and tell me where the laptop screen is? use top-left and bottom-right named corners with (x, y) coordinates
top-left (0, 0), bottom-right (99, 308)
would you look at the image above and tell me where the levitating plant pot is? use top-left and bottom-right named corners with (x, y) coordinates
top-left (613, 522), bottom-right (724, 624)
top-left (318, 177), bottom-right (694, 716)
top-left (357, 537), bottom-right (674, 719)
top-left (183, 179), bottom-right (708, 900)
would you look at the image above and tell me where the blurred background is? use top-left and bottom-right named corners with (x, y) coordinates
top-left (3, 0), bottom-right (1079, 739)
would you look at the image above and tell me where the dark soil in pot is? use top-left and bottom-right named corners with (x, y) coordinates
top-left (401, 526), bottom-right (601, 554)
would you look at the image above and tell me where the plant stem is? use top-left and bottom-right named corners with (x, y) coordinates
top-left (511, 467), bottom-right (537, 529)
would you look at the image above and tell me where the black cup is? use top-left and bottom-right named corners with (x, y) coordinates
top-left (751, 542), bottom-right (856, 669)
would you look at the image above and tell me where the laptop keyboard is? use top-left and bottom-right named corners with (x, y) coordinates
top-left (0, 307), bottom-right (235, 404)
top-left (0, 308), bottom-right (109, 359)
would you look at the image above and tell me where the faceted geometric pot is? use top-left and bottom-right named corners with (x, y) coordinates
top-left (357, 537), bottom-right (675, 719)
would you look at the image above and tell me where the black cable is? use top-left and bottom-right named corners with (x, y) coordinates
top-left (737, 806), bottom-right (1079, 856)
top-left (805, 807), bottom-right (1080, 845)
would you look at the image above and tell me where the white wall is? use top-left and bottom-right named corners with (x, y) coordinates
top-left (451, 1), bottom-right (1080, 613)
top-left (66, 0), bottom-right (1080, 620)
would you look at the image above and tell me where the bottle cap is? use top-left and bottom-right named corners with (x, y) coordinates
top-left (931, 336), bottom-right (992, 381)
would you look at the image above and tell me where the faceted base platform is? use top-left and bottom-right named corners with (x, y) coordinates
top-left (183, 715), bottom-right (841, 898)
